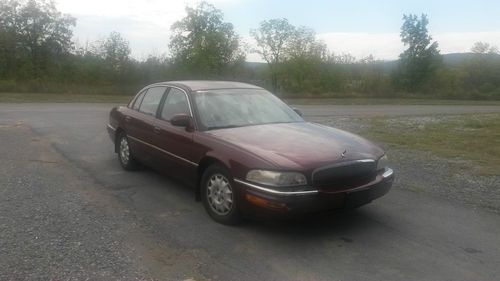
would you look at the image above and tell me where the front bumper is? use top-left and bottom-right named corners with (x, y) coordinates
top-left (235, 168), bottom-right (394, 217)
top-left (106, 124), bottom-right (116, 143)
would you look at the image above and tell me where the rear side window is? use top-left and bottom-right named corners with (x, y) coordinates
top-left (139, 87), bottom-right (166, 116)
top-left (160, 88), bottom-right (190, 121)
top-left (132, 90), bottom-right (146, 110)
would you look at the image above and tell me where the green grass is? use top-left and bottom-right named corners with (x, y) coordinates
top-left (364, 113), bottom-right (500, 175)
top-left (286, 98), bottom-right (500, 105)
top-left (0, 92), bottom-right (131, 103)
top-left (2, 92), bottom-right (500, 105)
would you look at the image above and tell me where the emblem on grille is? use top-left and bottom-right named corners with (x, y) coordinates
top-left (341, 149), bottom-right (347, 158)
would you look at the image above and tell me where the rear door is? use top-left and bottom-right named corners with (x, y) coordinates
top-left (125, 86), bottom-right (167, 165)
top-left (151, 87), bottom-right (197, 178)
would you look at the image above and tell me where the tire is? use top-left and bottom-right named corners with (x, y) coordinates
top-left (117, 133), bottom-right (138, 171)
top-left (201, 164), bottom-right (241, 225)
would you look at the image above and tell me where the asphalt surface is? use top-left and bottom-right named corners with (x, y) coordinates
top-left (1, 103), bottom-right (500, 280)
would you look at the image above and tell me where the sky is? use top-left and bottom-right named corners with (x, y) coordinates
top-left (55, 0), bottom-right (500, 62)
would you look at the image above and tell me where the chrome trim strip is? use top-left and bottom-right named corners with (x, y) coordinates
top-left (127, 135), bottom-right (199, 167)
top-left (314, 159), bottom-right (376, 171)
top-left (382, 168), bottom-right (394, 178)
top-left (107, 124), bottom-right (116, 131)
top-left (234, 179), bottom-right (319, 196)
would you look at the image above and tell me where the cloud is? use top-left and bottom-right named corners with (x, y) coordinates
top-left (57, 0), bottom-right (238, 27)
top-left (317, 31), bottom-right (500, 61)
top-left (56, 1), bottom-right (500, 61)
top-left (70, 15), bottom-right (171, 60)
top-left (317, 33), bottom-right (402, 60)
top-left (57, 0), bottom-right (240, 59)
top-left (434, 32), bottom-right (500, 54)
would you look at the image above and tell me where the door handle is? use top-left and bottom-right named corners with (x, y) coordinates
top-left (153, 126), bottom-right (161, 134)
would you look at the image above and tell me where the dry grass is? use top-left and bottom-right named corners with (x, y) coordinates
top-left (365, 114), bottom-right (500, 175)
top-left (0, 93), bottom-right (131, 103)
top-left (286, 98), bottom-right (500, 105)
top-left (3, 92), bottom-right (500, 105)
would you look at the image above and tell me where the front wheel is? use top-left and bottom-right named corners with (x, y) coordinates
top-left (117, 133), bottom-right (138, 170)
top-left (201, 164), bottom-right (241, 225)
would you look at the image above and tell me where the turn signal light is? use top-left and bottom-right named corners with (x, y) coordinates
top-left (245, 194), bottom-right (288, 212)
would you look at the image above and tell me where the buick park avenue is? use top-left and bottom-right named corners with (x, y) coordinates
top-left (107, 81), bottom-right (394, 224)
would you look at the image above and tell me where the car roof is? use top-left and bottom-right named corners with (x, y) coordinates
top-left (148, 80), bottom-right (264, 92)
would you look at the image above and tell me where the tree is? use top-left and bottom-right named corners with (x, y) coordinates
top-left (251, 20), bottom-right (330, 94)
top-left (330, 53), bottom-right (357, 64)
top-left (251, 18), bottom-right (295, 92)
top-left (281, 26), bottom-right (328, 93)
top-left (397, 14), bottom-right (441, 92)
top-left (99, 31), bottom-right (131, 77)
top-left (471, 42), bottom-right (499, 54)
top-left (287, 26), bottom-right (326, 59)
top-left (0, 0), bottom-right (75, 79)
top-left (465, 42), bottom-right (500, 97)
top-left (169, 1), bottom-right (244, 78)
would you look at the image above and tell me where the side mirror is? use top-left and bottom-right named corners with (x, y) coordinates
top-left (170, 114), bottom-right (193, 130)
top-left (292, 107), bottom-right (303, 117)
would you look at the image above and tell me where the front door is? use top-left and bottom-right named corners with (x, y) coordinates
top-left (151, 87), bottom-right (196, 180)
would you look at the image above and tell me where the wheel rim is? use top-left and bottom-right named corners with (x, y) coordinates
top-left (206, 173), bottom-right (233, 215)
top-left (119, 137), bottom-right (130, 165)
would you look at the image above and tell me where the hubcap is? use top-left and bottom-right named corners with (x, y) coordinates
top-left (119, 137), bottom-right (130, 164)
top-left (206, 174), bottom-right (233, 215)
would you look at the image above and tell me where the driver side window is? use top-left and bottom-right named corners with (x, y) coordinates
top-left (160, 88), bottom-right (190, 121)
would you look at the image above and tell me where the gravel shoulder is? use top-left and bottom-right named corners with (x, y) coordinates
top-left (0, 123), bottom-right (203, 280)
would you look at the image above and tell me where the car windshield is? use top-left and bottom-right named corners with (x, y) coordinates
top-left (193, 89), bottom-right (303, 130)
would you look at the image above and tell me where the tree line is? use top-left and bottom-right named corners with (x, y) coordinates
top-left (1, 0), bottom-right (499, 99)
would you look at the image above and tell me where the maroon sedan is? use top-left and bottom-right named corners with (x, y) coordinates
top-left (107, 81), bottom-right (394, 224)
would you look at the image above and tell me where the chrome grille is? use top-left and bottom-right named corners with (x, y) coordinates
top-left (312, 160), bottom-right (377, 192)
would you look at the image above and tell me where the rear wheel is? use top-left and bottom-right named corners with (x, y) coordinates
top-left (201, 164), bottom-right (241, 225)
top-left (117, 133), bottom-right (138, 170)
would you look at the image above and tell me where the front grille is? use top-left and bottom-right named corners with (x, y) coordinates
top-left (312, 160), bottom-right (377, 192)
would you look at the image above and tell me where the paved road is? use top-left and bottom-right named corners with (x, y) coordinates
top-left (1, 103), bottom-right (500, 280)
top-left (2, 103), bottom-right (500, 117)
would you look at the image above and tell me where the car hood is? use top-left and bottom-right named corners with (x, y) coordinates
top-left (205, 122), bottom-right (384, 170)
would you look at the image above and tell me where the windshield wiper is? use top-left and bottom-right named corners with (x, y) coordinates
top-left (206, 124), bottom-right (242, 130)
top-left (262, 121), bottom-right (297, 125)
top-left (207, 121), bottom-right (300, 130)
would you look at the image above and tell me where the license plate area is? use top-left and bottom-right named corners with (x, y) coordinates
top-left (344, 188), bottom-right (372, 208)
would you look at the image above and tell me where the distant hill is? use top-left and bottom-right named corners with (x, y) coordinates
top-left (244, 61), bottom-right (267, 69)
top-left (442, 52), bottom-right (500, 65)
top-left (244, 52), bottom-right (500, 70)
top-left (442, 52), bottom-right (477, 64)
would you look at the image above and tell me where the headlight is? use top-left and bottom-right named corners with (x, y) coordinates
top-left (246, 170), bottom-right (307, 186)
top-left (377, 155), bottom-right (388, 170)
